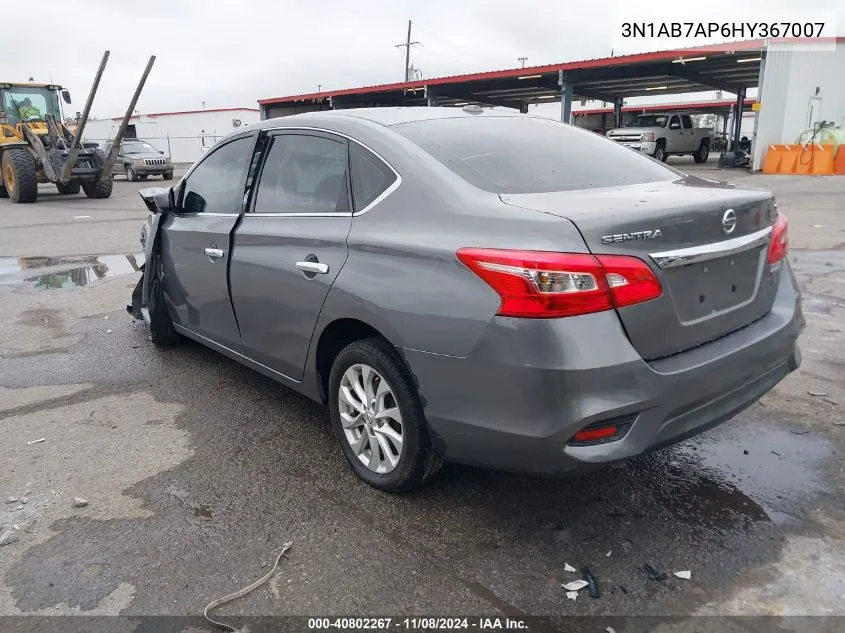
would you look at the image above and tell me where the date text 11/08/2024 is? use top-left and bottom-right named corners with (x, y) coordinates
top-left (307, 617), bottom-right (528, 630)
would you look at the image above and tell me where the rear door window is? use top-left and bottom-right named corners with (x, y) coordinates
top-left (253, 133), bottom-right (350, 214)
top-left (349, 143), bottom-right (397, 212)
top-left (392, 116), bottom-right (676, 194)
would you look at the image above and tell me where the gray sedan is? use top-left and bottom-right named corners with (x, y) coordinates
top-left (129, 107), bottom-right (803, 491)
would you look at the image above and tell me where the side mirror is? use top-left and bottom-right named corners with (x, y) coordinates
top-left (139, 186), bottom-right (176, 214)
top-left (61, 89), bottom-right (71, 104)
top-left (159, 150), bottom-right (164, 154)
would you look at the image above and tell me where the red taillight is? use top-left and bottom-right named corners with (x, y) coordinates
top-left (767, 214), bottom-right (788, 264)
top-left (456, 248), bottom-right (662, 318)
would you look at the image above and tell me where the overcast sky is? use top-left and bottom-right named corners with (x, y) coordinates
top-left (2, 0), bottom-right (842, 118)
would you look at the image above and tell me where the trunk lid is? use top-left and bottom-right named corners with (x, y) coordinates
top-left (501, 176), bottom-right (780, 360)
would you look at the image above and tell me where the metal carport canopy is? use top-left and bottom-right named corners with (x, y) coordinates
top-left (258, 39), bottom-right (764, 113)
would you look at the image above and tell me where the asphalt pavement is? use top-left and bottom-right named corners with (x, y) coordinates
top-left (1, 160), bottom-right (844, 632)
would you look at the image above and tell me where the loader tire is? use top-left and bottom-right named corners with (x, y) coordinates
top-left (56, 181), bottom-right (81, 195)
top-left (82, 149), bottom-right (114, 199)
top-left (2, 149), bottom-right (39, 203)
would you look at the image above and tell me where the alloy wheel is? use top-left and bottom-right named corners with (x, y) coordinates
top-left (338, 363), bottom-right (404, 474)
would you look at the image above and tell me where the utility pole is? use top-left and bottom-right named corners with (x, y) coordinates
top-left (518, 57), bottom-right (528, 68)
top-left (395, 20), bottom-right (421, 82)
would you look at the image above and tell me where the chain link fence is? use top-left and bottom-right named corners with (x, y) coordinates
top-left (83, 135), bottom-right (221, 165)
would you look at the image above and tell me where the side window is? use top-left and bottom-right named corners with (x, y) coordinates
top-left (349, 142), bottom-right (397, 213)
top-left (181, 136), bottom-right (253, 214)
top-left (253, 134), bottom-right (349, 214)
top-left (669, 116), bottom-right (681, 130)
top-left (681, 115), bottom-right (693, 129)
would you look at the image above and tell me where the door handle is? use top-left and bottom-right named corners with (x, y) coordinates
top-left (295, 261), bottom-right (329, 274)
top-left (204, 247), bottom-right (224, 260)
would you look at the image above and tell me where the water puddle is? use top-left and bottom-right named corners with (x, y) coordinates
top-left (0, 254), bottom-right (143, 290)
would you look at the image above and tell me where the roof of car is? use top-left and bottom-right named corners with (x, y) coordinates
top-left (253, 106), bottom-right (530, 130)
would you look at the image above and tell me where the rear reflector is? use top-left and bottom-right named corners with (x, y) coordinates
top-left (767, 214), bottom-right (788, 264)
top-left (568, 416), bottom-right (635, 446)
top-left (456, 248), bottom-right (662, 318)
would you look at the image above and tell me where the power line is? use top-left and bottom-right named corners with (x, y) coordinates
top-left (394, 19), bottom-right (421, 82)
top-left (518, 57), bottom-right (528, 68)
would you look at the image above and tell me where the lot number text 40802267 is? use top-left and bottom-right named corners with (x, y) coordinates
top-left (307, 617), bottom-right (528, 630)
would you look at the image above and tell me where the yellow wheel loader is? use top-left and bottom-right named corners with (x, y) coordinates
top-left (0, 52), bottom-right (155, 203)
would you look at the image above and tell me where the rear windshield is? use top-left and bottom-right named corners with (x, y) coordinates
top-left (393, 116), bottom-right (676, 194)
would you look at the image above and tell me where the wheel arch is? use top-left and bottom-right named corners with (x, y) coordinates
top-left (313, 318), bottom-right (395, 403)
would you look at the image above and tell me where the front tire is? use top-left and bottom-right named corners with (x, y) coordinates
top-left (693, 140), bottom-right (710, 163)
top-left (125, 165), bottom-right (137, 182)
top-left (652, 142), bottom-right (667, 163)
top-left (329, 338), bottom-right (442, 491)
top-left (2, 148), bottom-right (39, 203)
top-left (147, 248), bottom-right (181, 347)
top-left (163, 172), bottom-right (173, 181)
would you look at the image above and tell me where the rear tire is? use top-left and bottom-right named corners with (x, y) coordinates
top-left (2, 148), bottom-right (39, 203)
top-left (56, 181), bottom-right (81, 195)
top-left (328, 338), bottom-right (442, 491)
top-left (147, 249), bottom-right (181, 347)
top-left (693, 139), bottom-right (710, 163)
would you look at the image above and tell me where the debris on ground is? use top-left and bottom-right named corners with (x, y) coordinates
top-left (563, 563), bottom-right (576, 573)
top-left (621, 539), bottom-right (633, 553)
top-left (6, 497), bottom-right (18, 504)
top-left (20, 497), bottom-right (27, 504)
top-left (644, 563), bottom-right (668, 582)
top-left (26, 438), bottom-right (46, 446)
top-left (0, 530), bottom-right (19, 546)
top-left (565, 591), bottom-right (578, 601)
top-left (834, 421), bottom-right (845, 427)
top-left (743, 449), bottom-right (749, 455)
top-left (106, 329), bottom-right (113, 334)
top-left (606, 627), bottom-right (617, 633)
top-left (606, 550), bottom-right (612, 557)
top-left (581, 566), bottom-right (601, 598)
top-left (72, 497), bottom-right (89, 508)
top-left (674, 570), bottom-right (692, 580)
top-left (822, 398), bottom-right (838, 406)
top-left (204, 541), bottom-right (293, 632)
top-left (617, 585), bottom-right (628, 594)
top-left (791, 430), bottom-right (811, 435)
top-left (562, 579), bottom-right (589, 592)
top-left (808, 391), bottom-right (829, 397)
top-left (14, 505), bottom-right (23, 511)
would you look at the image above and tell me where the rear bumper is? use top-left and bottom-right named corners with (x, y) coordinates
top-left (400, 264), bottom-right (804, 475)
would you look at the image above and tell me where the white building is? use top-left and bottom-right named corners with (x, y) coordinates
top-left (82, 107), bottom-right (260, 163)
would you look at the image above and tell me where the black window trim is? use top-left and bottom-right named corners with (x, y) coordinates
top-left (254, 125), bottom-right (402, 217)
top-left (177, 131), bottom-right (258, 217)
top-left (245, 129), bottom-right (353, 218)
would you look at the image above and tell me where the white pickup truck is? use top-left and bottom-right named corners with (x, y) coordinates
top-left (605, 113), bottom-right (713, 163)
